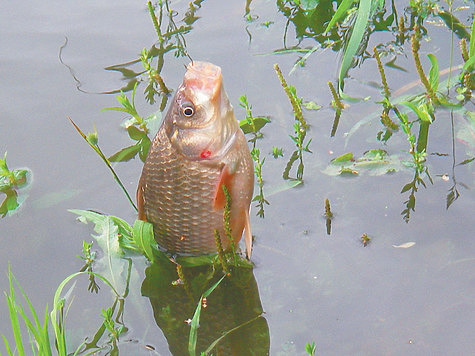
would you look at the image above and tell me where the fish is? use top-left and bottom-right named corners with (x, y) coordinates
top-left (137, 61), bottom-right (254, 258)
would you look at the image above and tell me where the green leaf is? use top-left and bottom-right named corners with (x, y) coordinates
top-left (401, 182), bottom-right (414, 193)
top-left (360, 149), bottom-right (387, 161)
top-left (299, 0), bottom-right (319, 11)
top-left (427, 54), bottom-right (439, 92)
top-left (108, 144), bottom-right (141, 162)
top-left (463, 55), bottom-right (475, 73)
top-left (239, 116), bottom-right (270, 134)
top-left (68, 210), bottom-right (129, 294)
top-left (0, 152), bottom-right (9, 172)
top-left (324, 0), bottom-right (354, 33)
top-left (0, 190), bottom-right (19, 217)
top-left (470, 18), bottom-right (475, 58)
top-left (305, 341), bottom-right (316, 355)
top-left (139, 137), bottom-right (151, 162)
top-left (132, 220), bottom-right (155, 262)
top-left (302, 101), bottom-right (322, 110)
top-left (331, 152), bottom-right (354, 163)
top-left (126, 126), bottom-right (147, 141)
top-left (338, 0), bottom-right (373, 92)
top-left (401, 101), bottom-right (432, 123)
top-left (437, 10), bottom-right (470, 40)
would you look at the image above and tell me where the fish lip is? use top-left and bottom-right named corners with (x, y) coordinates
top-left (183, 61), bottom-right (222, 103)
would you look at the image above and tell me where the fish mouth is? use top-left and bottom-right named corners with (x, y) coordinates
top-left (183, 61), bottom-right (222, 104)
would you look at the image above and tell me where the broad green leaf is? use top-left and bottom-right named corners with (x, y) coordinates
top-left (331, 152), bottom-right (354, 163)
top-left (360, 149), bottom-right (387, 161)
top-left (463, 55), bottom-right (475, 73)
top-left (427, 54), bottom-right (439, 92)
top-left (338, 0), bottom-right (373, 92)
top-left (0, 191), bottom-right (19, 217)
top-left (239, 116), bottom-right (270, 134)
top-left (401, 182), bottom-right (414, 193)
top-left (324, 150), bottom-right (404, 176)
top-left (132, 220), bottom-right (155, 262)
top-left (437, 10), bottom-right (470, 40)
top-left (401, 101), bottom-right (432, 123)
top-left (108, 144), bottom-right (141, 162)
top-left (69, 210), bottom-right (129, 293)
top-left (139, 137), bottom-right (151, 162)
top-left (126, 125), bottom-right (147, 141)
top-left (0, 152), bottom-right (8, 172)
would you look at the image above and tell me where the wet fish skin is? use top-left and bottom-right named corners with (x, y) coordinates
top-left (137, 61), bottom-right (254, 257)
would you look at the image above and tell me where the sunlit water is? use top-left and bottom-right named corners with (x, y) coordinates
top-left (1, 0), bottom-right (474, 355)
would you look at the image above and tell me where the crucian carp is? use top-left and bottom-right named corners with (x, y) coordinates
top-left (137, 61), bottom-right (254, 258)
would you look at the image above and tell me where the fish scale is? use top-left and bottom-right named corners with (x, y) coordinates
top-left (142, 129), bottom-right (226, 254)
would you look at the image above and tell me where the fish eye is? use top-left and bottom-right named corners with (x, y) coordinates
top-left (182, 104), bottom-right (195, 118)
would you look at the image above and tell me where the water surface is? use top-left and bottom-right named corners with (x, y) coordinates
top-left (1, 0), bottom-right (474, 355)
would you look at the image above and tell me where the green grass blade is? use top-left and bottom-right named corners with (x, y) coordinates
top-left (6, 268), bottom-right (25, 356)
top-left (50, 271), bottom-right (119, 356)
top-left (188, 275), bottom-right (226, 356)
top-left (338, 0), bottom-right (372, 93)
top-left (203, 314), bottom-right (263, 354)
top-left (470, 17), bottom-right (475, 57)
top-left (2, 334), bottom-right (14, 356)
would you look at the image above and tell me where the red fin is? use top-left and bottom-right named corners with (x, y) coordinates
top-left (214, 166), bottom-right (233, 210)
top-left (244, 209), bottom-right (252, 259)
top-left (136, 181), bottom-right (147, 221)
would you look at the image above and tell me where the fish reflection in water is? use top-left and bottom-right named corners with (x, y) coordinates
top-left (142, 259), bottom-right (269, 355)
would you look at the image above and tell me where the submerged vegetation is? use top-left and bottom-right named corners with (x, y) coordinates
top-left (1, 0), bottom-right (474, 354)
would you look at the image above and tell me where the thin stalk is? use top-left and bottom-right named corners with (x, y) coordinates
top-left (68, 118), bottom-right (138, 212)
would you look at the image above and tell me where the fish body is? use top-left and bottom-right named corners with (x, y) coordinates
top-left (137, 62), bottom-right (254, 257)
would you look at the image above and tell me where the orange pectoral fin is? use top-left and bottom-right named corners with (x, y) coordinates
top-left (136, 181), bottom-right (147, 221)
top-left (244, 209), bottom-right (252, 259)
top-left (213, 166), bottom-right (234, 210)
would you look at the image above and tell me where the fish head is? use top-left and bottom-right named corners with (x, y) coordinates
top-left (164, 61), bottom-right (239, 160)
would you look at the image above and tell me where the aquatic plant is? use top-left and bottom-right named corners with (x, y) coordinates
top-left (239, 95), bottom-right (271, 217)
top-left (305, 341), bottom-right (316, 355)
top-left (274, 63), bottom-right (312, 181)
top-left (2, 265), bottom-right (129, 356)
top-left (0, 153), bottom-right (30, 218)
